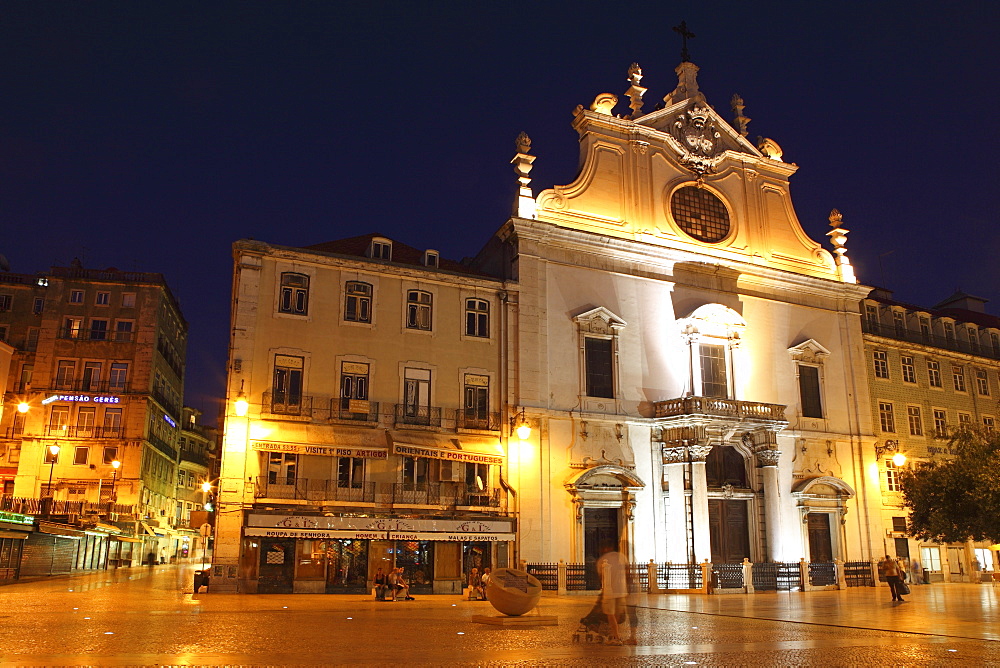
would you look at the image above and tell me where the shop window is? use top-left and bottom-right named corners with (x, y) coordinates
top-left (974, 548), bottom-right (995, 572)
top-left (278, 273), bottom-right (309, 315)
top-left (921, 546), bottom-right (941, 571)
top-left (344, 281), bottom-right (372, 323)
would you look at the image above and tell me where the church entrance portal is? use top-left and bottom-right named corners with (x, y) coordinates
top-left (708, 499), bottom-right (750, 564)
top-left (806, 513), bottom-right (833, 562)
top-left (583, 507), bottom-right (619, 589)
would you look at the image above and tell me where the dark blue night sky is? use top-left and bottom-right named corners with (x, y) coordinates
top-left (2, 2), bottom-right (998, 422)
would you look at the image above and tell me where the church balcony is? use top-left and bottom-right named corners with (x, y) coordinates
top-left (654, 396), bottom-right (787, 424)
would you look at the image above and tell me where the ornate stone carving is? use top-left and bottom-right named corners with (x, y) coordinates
top-left (688, 444), bottom-right (713, 462)
top-left (826, 209), bottom-right (856, 284)
top-left (630, 140), bottom-right (649, 155)
top-left (511, 132), bottom-right (536, 219)
top-left (590, 93), bottom-right (618, 116)
top-left (730, 94), bottom-right (750, 137)
top-left (662, 446), bottom-right (687, 464)
top-left (757, 136), bottom-right (783, 160)
top-left (670, 103), bottom-right (722, 174)
top-left (624, 63), bottom-right (646, 119)
top-left (756, 448), bottom-right (781, 467)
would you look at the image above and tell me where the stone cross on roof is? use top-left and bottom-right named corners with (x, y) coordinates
top-left (673, 21), bottom-right (695, 62)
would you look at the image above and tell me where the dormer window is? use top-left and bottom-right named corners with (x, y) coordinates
top-left (370, 238), bottom-right (392, 261)
top-left (424, 250), bottom-right (439, 268)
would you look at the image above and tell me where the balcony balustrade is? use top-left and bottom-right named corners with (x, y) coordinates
top-left (58, 327), bottom-right (134, 343)
top-left (254, 477), bottom-right (375, 503)
top-left (654, 396), bottom-right (787, 422)
top-left (252, 478), bottom-right (505, 511)
top-left (393, 404), bottom-right (442, 427)
top-left (457, 410), bottom-right (501, 431)
top-left (262, 391), bottom-right (313, 417)
top-left (329, 398), bottom-right (380, 423)
top-left (1, 494), bottom-right (134, 517)
top-left (43, 425), bottom-right (124, 438)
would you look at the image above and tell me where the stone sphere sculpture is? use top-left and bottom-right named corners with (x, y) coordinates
top-left (485, 567), bottom-right (542, 616)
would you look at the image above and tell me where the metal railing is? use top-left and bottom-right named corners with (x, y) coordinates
top-left (658, 562), bottom-right (703, 589)
top-left (566, 563), bottom-right (588, 591)
top-left (863, 320), bottom-right (1000, 360)
top-left (393, 404), bottom-right (442, 427)
top-left (712, 563), bottom-right (745, 589)
top-left (329, 399), bottom-right (380, 423)
top-left (808, 561), bottom-right (837, 586)
top-left (254, 477), bottom-right (376, 503)
top-left (751, 562), bottom-right (802, 591)
top-left (41, 379), bottom-right (130, 393)
top-left (0, 495), bottom-right (134, 516)
top-left (179, 449), bottom-right (210, 467)
top-left (43, 426), bottom-right (124, 438)
top-left (457, 411), bottom-right (501, 431)
top-left (58, 327), bottom-right (134, 343)
top-left (263, 391), bottom-right (313, 417)
top-left (844, 560), bottom-right (876, 587)
top-left (627, 563), bottom-right (649, 591)
top-left (526, 563), bottom-right (558, 590)
top-left (654, 396), bottom-right (787, 422)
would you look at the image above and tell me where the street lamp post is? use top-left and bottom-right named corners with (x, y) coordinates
top-left (110, 459), bottom-right (121, 503)
top-left (201, 481), bottom-right (212, 569)
top-left (46, 444), bottom-right (60, 497)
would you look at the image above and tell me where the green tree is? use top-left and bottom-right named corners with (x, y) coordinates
top-left (899, 430), bottom-right (1000, 544)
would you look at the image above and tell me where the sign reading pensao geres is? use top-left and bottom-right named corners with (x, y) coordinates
top-left (251, 441), bottom-right (387, 459)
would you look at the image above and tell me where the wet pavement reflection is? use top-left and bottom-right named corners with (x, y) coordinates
top-left (1, 564), bottom-right (999, 666)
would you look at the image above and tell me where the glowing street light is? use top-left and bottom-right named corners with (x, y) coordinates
top-left (233, 380), bottom-right (248, 417)
top-left (46, 444), bottom-right (60, 498)
top-left (17, 402), bottom-right (30, 413)
top-left (110, 459), bottom-right (121, 502)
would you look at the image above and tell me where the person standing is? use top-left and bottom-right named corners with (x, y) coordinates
top-left (879, 555), bottom-right (906, 602)
top-left (596, 542), bottom-right (629, 645)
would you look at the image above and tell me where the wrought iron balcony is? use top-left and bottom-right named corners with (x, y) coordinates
top-left (1, 494), bottom-right (134, 517)
top-left (329, 398), bottom-right (380, 423)
top-left (254, 477), bottom-right (375, 503)
top-left (43, 425), bottom-right (124, 438)
top-left (393, 404), bottom-right (442, 427)
top-left (58, 327), bottom-right (134, 343)
top-left (863, 320), bottom-right (1000, 359)
top-left (263, 391), bottom-right (313, 417)
top-left (457, 410), bottom-right (501, 431)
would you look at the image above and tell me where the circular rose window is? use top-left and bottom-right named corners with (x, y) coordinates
top-left (670, 186), bottom-right (731, 243)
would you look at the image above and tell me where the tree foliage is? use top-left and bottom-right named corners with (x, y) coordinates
top-left (899, 430), bottom-right (1000, 544)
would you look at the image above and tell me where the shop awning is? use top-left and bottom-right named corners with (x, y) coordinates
top-left (388, 531), bottom-right (515, 542)
top-left (37, 522), bottom-right (86, 538)
top-left (252, 429), bottom-right (390, 459)
top-left (244, 527), bottom-right (388, 540)
top-left (140, 522), bottom-right (163, 537)
top-left (389, 432), bottom-right (504, 466)
top-left (92, 523), bottom-right (121, 534)
top-left (112, 536), bottom-right (143, 543)
top-left (0, 530), bottom-right (29, 540)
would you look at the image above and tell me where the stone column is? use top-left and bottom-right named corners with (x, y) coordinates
top-left (662, 446), bottom-right (689, 563)
top-left (689, 444), bottom-right (713, 563)
top-left (757, 448), bottom-right (783, 562)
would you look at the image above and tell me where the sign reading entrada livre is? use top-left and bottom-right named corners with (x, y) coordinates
top-left (251, 441), bottom-right (387, 459)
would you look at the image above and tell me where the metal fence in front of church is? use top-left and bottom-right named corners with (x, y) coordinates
top-left (524, 558), bottom-right (881, 595)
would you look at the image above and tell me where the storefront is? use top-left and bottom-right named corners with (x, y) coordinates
top-left (0, 511), bottom-right (34, 581)
top-left (241, 515), bottom-right (514, 594)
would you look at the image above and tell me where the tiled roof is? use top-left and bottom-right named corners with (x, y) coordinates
top-left (302, 233), bottom-right (493, 278)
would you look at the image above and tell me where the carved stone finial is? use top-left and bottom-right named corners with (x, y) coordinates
top-left (511, 132), bottom-right (536, 219)
top-left (757, 136), bottom-right (783, 160)
top-left (730, 94), bottom-right (750, 137)
top-left (590, 93), bottom-right (618, 115)
top-left (624, 63), bottom-right (647, 119)
top-left (826, 208), bottom-right (856, 283)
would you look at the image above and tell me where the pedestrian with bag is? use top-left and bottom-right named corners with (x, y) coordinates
top-left (878, 555), bottom-right (907, 602)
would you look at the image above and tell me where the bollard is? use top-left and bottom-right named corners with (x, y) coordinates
top-left (743, 558), bottom-right (754, 594)
top-left (557, 559), bottom-right (567, 596)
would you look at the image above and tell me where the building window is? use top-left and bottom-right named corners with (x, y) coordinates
top-left (122, 293), bottom-right (136, 308)
top-left (90, 319), bottom-right (108, 341)
top-left (26, 327), bottom-right (38, 351)
top-left (0, 325), bottom-right (7, 342)
top-left (279, 273), bottom-right (309, 315)
top-left (920, 317), bottom-right (931, 341)
top-left (55, 360), bottom-right (76, 390)
top-left (968, 327), bottom-right (980, 353)
top-left (402, 456), bottom-right (429, 485)
top-left (921, 546), bottom-right (942, 571)
top-left (891, 516), bottom-right (907, 532)
top-left (670, 186), bottom-right (731, 242)
top-left (585, 337), bottom-right (615, 398)
top-left (958, 413), bottom-right (971, 428)
top-left (80, 362), bottom-right (101, 391)
top-left (424, 250), bottom-right (438, 267)
top-left (974, 548), bottom-right (995, 572)
top-left (953, 365), bottom-right (966, 392)
top-left (927, 360), bottom-right (942, 388)
top-left (49, 405), bottom-right (70, 433)
top-left (944, 322), bottom-right (955, 344)
top-left (463, 374), bottom-right (489, 428)
top-left (371, 239), bottom-right (392, 260)
top-left (337, 457), bottom-right (365, 489)
top-left (865, 304), bottom-right (879, 330)
top-left (44, 444), bottom-right (61, 464)
top-left (267, 452), bottom-right (297, 484)
top-left (344, 281), bottom-right (372, 323)
top-left (798, 365), bottom-right (823, 418)
top-left (96, 291), bottom-right (110, 306)
top-left (272, 356), bottom-right (304, 409)
top-left (109, 363), bottom-right (128, 391)
top-left (886, 461), bottom-right (901, 492)
top-left (104, 408), bottom-right (122, 435)
top-left (984, 417), bottom-right (996, 434)
top-left (893, 311), bottom-right (905, 336)
top-left (403, 368), bottom-right (431, 422)
top-left (907, 406), bottom-right (923, 436)
top-left (70, 290), bottom-right (84, 303)
top-left (0, 295), bottom-right (10, 311)
top-left (878, 402), bottom-right (895, 433)
top-left (63, 317), bottom-right (83, 339)
top-left (33, 297), bottom-right (44, 314)
top-left (993, 333), bottom-right (1000, 356)
top-left (901, 356), bottom-right (916, 384)
top-left (406, 290), bottom-right (432, 330)
top-left (873, 351), bottom-right (889, 379)
top-left (933, 409), bottom-right (947, 438)
top-left (976, 369), bottom-right (990, 396)
top-left (465, 299), bottom-right (489, 338)
top-left (115, 321), bottom-right (134, 342)
top-left (339, 362), bottom-right (369, 413)
top-left (77, 406), bottom-right (96, 436)
top-left (73, 446), bottom-right (90, 465)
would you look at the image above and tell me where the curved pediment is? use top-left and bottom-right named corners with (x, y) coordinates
top-left (565, 464), bottom-right (645, 491)
top-left (793, 475), bottom-right (856, 499)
